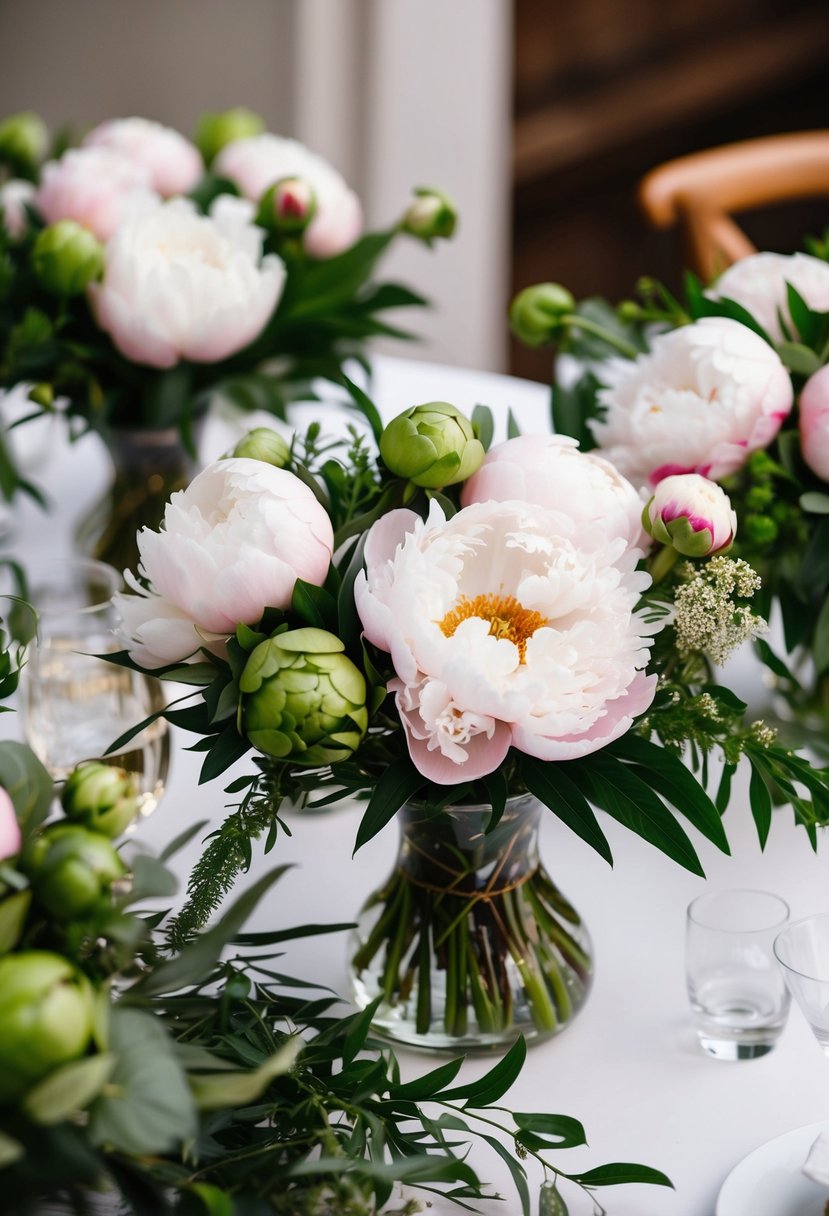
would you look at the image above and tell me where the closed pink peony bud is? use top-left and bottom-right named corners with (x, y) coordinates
top-left (36, 146), bottom-right (157, 242)
top-left (83, 117), bottom-right (204, 197)
top-left (643, 474), bottom-right (737, 556)
top-left (800, 364), bottom-right (829, 482)
top-left (0, 788), bottom-right (21, 862)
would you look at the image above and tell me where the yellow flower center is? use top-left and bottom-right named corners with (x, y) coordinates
top-left (439, 593), bottom-right (548, 663)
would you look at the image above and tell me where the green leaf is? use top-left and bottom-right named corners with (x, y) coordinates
top-left (441, 1035), bottom-right (527, 1106)
top-left (814, 595), bottom-right (829, 674)
top-left (0, 740), bottom-right (53, 841)
top-left (340, 373), bottom-right (384, 445)
top-left (800, 491), bottom-right (829, 515)
top-left (507, 408), bottom-right (521, 439)
top-left (342, 998), bottom-right (381, 1066)
top-left (198, 722), bottom-right (251, 784)
top-left (776, 340), bottom-right (821, 376)
top-left (88, 1008), bottom-right (196, 1154)
top-left (610, 736), bottom-right (729, 854)
top-left (565, 1162), bottom-right (673, 1188)
top-left (521, 756), bottom-right (613, 865)
top-left (513, 1111), bottom-right (586, 1147)
top-left (190, 1038), bottom-right (301, 1110)
top-left (129, 853), bottom-right (179, 900)
top-left (551, 371), bottom-right (601, 450)
top-left (129, 865), bottom-right (291, 997)
top-left (483, 768), bottom-right (508, 833)
top-left (185, 1184), bottom-right (235, 1216)
top-left (23, 1053), bottom-right (115, 1125)
top-left (389, 1057), bottom-right (464, 1101)
top-left (353, 759), bottom-right (425, 853)
top-left (472, 403), bottom-right (495, 452)
top-left (748, 761), bottom-right (773, 850)
top-left (566, 754), bottom-right (704, 876)
top-left (0, 1131), bottom-right (22, 1168)
top-left (539, 1181), bottom-right (569, 1216)
top-left (159, 819), bottom-right (210, 862)
top-left (291, 579), bottom-right (338, 631)
top-left (786, 281), bottom-right (820, 347)
top-left (0, 889), bottom-right (30, 953)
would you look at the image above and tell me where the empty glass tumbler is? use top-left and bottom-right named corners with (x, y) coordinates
top-left (774, 915), bottom-right (829, 1054)
top-left (686, 889), bottom-right (791, 1060)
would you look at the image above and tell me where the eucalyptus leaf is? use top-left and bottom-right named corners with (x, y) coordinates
top-left (0, 740), bottom-right (53, 841)
top-left (23, 1053), bottom-right (115, 1125)
top-left (190, 1038), bottom-right (301, 1110)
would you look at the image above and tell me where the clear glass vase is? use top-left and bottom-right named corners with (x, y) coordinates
top-left (75, 426), bottom-right (198, 575)
top-left (349, 793), bottom-right (593, 1052)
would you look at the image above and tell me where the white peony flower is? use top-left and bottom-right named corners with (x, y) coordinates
top-left (800, 363), bottom-right (829, 482)
top-left (461, 433), bottom-right (646, 549)
top-left (83, 117), bottom-right (204, 197)
top-left (592, 317), bottom-right (793, 486)
top-left (115, 457), bottom-right (334, 668)
top-left (0, 178), bottom-right (35, 238)
top-left (708, 252), bottom-right (829, 343)
top-left (89, 196), bottom-right (285, 368)
top-left (355, 499), bottom-right (656, 784)
top-left (215, 133), bottom-right (363, 257)
top-left (35, 146), bottom-right (158, 241)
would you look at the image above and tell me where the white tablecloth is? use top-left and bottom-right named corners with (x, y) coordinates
top-left (3, 354), bottom-right (829, 1216)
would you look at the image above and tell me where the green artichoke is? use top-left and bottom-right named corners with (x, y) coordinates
top-left (61, 760), bottom-right (140, 839)
top-left (380, 401), bottom-right (485, 488)
top-left (0, 951), bottom-right (95, 1104)
top-left (239, 627), bottom-right (368, 766)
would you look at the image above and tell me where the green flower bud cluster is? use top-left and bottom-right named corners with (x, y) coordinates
top-left (509, 283), bottom-right (575, 348)
top-left (239, 627), bottom-right (368, 766)
top-left (23, 823), bottom-right (126, 919)
top-left (33, 221), bottom-right (104, 296)
top-left (61, 760), bottom-right (140, 838)
top-left (0, 111), bottom-right (48, 171)
top-left (0, 951), bottom-right (95, 1104)
top-left (380, 401), bottom-right (485, 488)
top-left (402, 188), bottom-right (457, 242)
top-left (195, 107), bottom-right (265, 166)
top-left (232, 426), bottom-right (291, 468)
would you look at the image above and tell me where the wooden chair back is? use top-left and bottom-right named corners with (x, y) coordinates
top-left (638, 132), bottom-right (829, 281)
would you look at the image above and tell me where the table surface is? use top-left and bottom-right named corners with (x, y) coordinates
top-left (3, 354), bottom-right (829, 1216)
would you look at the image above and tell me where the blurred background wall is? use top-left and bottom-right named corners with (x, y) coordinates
top-left (1, 0), bottom-right (829, 382)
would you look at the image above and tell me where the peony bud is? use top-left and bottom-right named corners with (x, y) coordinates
top-left (380, 401), bottom-right (485, 488)
top-left (257, 177), bottom-right (316, 235)
top-left (239, 627), bottom-right (368, 766)
top-left (61, 761), bottom-right (140, 839)
top-left (22, 824), bottom-right (126, 919)
top-left (643, 473), bottom-right (737, 557)
top-left (32, 220), bottom-right (104, 296)
top-left (509, 283), bottom-right (575, 348)
top-left (0, 178), bottom-right (36, 239)
top-left (0, 111), bottom-right (48, 169)
top-left (402, 187), bottom-right (457, 242)
top-left (800, 364), bottom-right (829, 482)
top-left (195, 107), bottom-right (266, 166)
top-left (232, 427), bottom-right (291, 468)
top-left (0, 788), bottom-right (21, 862)
top-left (0, 951), bottom-right (95, 1104)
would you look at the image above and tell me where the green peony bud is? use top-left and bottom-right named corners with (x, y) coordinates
top-left (232, 426), bottom-right (291, 468)
top-left (402, 187), bottom-right (457, 242)
top-left (257, 177), bottom-right (317, 235)
top-left (379, 401), bottom-right (485, 488)
top-left (195, 107), bottom-right (266, 166)
top-left (239, 627), bottom-right (368, 766)
top-left (23, 824), bottom-right (126, 919)
top-left (32, 220), bottom-right (104, 296)
top-left (509, 282), bottom-right (575, 348)
top-left (0, 111), bottom-right (48, 169)
top-left (0, 951), bottom-right (95, 1104)
top-left (61, 761), bottom-right (140, 839)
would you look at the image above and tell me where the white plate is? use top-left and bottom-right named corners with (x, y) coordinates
top-left (717, 1121), bottom-right (829, 1216)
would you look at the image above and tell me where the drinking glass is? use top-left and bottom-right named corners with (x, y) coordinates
top-left (686, 888), bottom-right (791, 1060)
top-left (17, 558), bottom-right (169, 824)
top-left (774, 916), bottom-right (829, 1054)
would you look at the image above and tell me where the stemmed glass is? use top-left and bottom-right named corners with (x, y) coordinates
top-left (774, 916), bottom-right (829, 1053)
top-left (17, 557), bottom-right (169, 824)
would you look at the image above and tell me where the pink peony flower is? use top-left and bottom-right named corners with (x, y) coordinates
top-left (115, 458), bottom-right (334, 668)
top-left (0, 788), bottom-right (21, 861)
top-left (0, 178), bottom-right (35, 239)
top-left (800, 364), bottom-right (829, 482)
top-left (35, 146), bottom-right (158, 241)
top-left (643, 474), bottom-right (737, 556)
top-left (709, 252), bottom-right (829, 343)
top-left (215, 133), bottom-right (363, 257)
top-left (355, 499), bottom-right (657, 784)
top-left (89, 196), bottom-right (285, 368)
top-left (593, 317), bottom-right (793, 486)
top-left (461, 433), bottom-right (646, 549)
top-left (83, 117), bottom-right (204, 197)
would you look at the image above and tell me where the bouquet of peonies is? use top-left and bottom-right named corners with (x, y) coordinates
top-left (109, 391), bottom-right (829, 1049)
top-left (0, 600), bottom-right (675, 1216)
top-left (0, 108), bottom-right (455, 513)
top-left (511, 241), bottom-right (829, 745)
